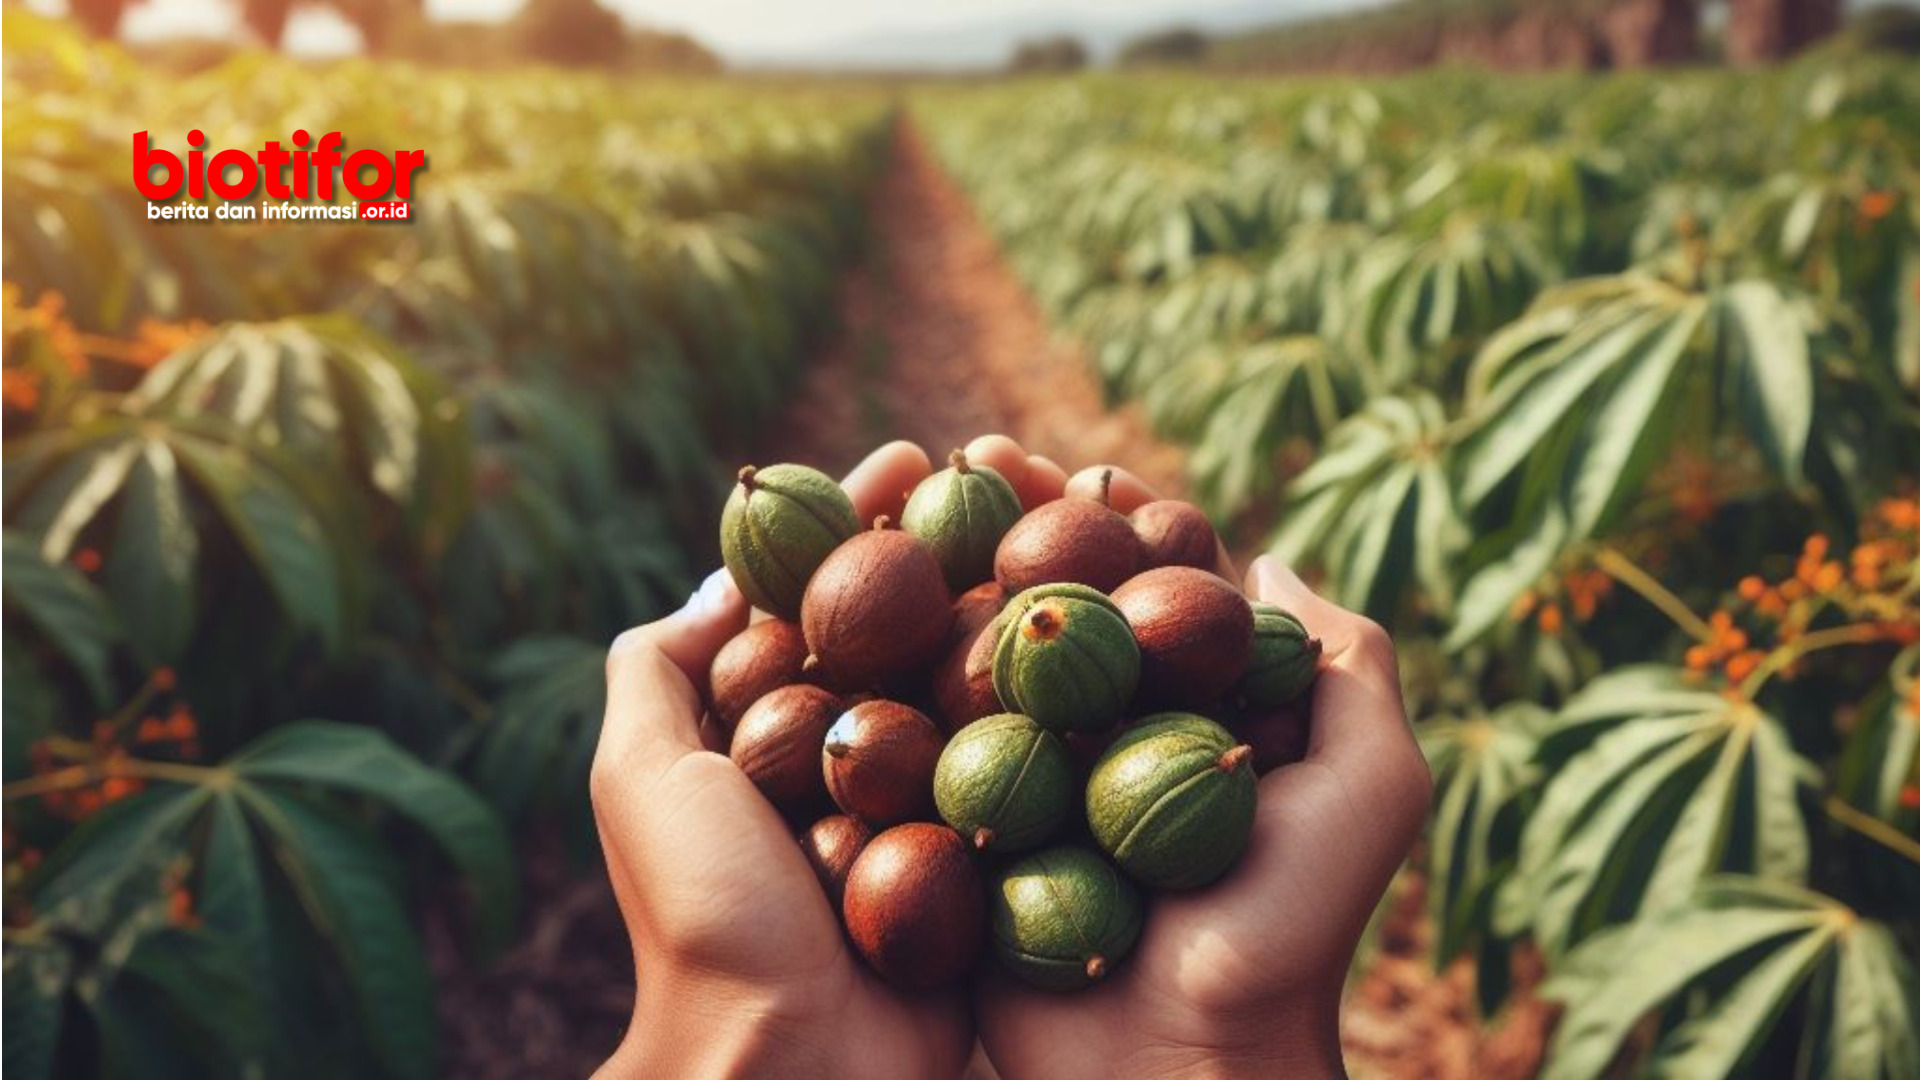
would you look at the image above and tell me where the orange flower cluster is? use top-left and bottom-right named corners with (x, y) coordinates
top-left (123, 317), bottom-right (209, 371)
top-left (161, 864), bottom-right (199, 930)
top-left (1685, 610), bottom-right (1767, 683)
top-left (136, 702), bottom-right (202, 760)
top-left (1656, 450), bottom-right (1721, 526)
top-left (30, 743), bottom-right (147, 821)
top-left (1857, 190), bottom-right (1898, 227)
top-left (1511, 567), bottom-right (1615, 637)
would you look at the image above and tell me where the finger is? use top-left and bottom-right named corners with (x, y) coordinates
top-left (1063, 464), bottom-right (1160, 513)
top-left (1246, 556), bottom-right (1429, 837)
top-left (600, 568), bottom-right (749, 776)
top-left (842, 440), bottom-right (932, 524)
top-left (1021, 455), bottom-right (1070, 505)
top-left (965, 434), bottom-right (1062, 510)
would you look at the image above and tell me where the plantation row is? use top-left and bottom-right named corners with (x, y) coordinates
top-left (919, 61), bottom-right (1920, 1080)
top-left (2, 13), bottom-right (890, 1078)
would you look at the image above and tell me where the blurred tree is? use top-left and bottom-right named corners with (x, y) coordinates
top-left (1118, 27), bottom-right (1210, 67)
top-left (1007, 35), bottom-right (1088, 73)
top-left (515, 0), bottom-right (627, 67)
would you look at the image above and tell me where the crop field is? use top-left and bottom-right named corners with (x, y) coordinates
top-left (3, 6), bottom-right (1918, 1080)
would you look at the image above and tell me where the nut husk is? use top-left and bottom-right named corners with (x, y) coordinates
top-left (1086, 712), bottom-right (1256, 890)
top-left (902, 451), bottom-right (1025, 591)
top-left (933, 713), bottom-right (1073, 853)
top-left (1235, 602), bottom-right (1322, 709)
top-left (729, 684), bottom-right (841, 818)
top-left (822, 700), bottom-right (945, 826)
top-left (991, 584), bottom-right (1141, 734)
top-left (720, 463), bottom-right (860, 620)
top-left (802, 524), bottom-right (954, 690)
top-left (991, 845), bottom-right (1143, 992)
top-left (1112, 566), bottom-right (1254, 708)
top-left (842, 823), bottom-right (986, 992)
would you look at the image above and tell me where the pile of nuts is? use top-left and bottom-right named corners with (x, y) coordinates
top-left (710, 451), bottom-right (1321, 992)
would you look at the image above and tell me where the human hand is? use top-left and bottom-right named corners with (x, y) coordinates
top-left (591, 441), bottom-right (991, 1080)
top-left (972, 452), bottom-right (1433, 1080)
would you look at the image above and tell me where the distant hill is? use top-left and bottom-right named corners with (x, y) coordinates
top-left (728, 0), bottom-right (1379, 71)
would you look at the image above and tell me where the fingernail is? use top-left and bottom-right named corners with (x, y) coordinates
top-left (682, 568), bottom-right (734, 617)
top-left (1252, 555), bottom-right (1306, 600)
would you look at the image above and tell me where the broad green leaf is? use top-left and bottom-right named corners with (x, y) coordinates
top-left (1719, 281), bottom-right (1814, 485)
top-left (242, 788), bottom-right (437, 1080)
top-left (1, 530), bottom-right (120, 705)
top-left (235, 721), bottom-right (516, 950)
top-left (3, 943), bottom-right (72, 1080)
top-left (101, 441), bottom-right (197, 668)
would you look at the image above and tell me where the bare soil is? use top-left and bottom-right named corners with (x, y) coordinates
top-left (431, 118), bottom-right (1551, 1080)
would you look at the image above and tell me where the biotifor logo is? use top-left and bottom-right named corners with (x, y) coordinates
top-left (134, 130), bottom-right (426, 222)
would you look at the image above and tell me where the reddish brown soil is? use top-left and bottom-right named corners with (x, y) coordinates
top-left (432, 119), bottom-right (1550, 1080)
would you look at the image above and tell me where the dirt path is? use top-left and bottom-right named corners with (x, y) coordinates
top-left (433, 116), bottom-right (1550, 1080)
top-left (756, 119), bottom-right (1188, 494)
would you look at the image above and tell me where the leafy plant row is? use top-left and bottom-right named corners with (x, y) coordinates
top-left (919, 61), bottom-right (1920, 1080)
top-left (2, 12), bottom-right (891, 1079)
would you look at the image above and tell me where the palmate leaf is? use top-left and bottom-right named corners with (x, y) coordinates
top-left (1501, 666), bottom-right (1812, 959)
top-left (1, 529), bottom-right (121, 706)
top-left (126, 318), bottom-right (463, 525)
top-left (1350, 212), bottom-right (1556, 394)
top-left (4, 415), bottom-right (344, 661)
top-left (1186, 336), bottom-right (1354, 520)
top-left (1417, 703), bottom-right (1548, 993)
top-left (1833, 646), bottom-right (1920, 828)
top-left (21, 721), bottom-right (514, 1080)
top-left (472, 635), bottom-right (607, 841)
top-left (1541, 877), bottom-right (1920, 1080)
top-left (3, 941), bottom-right (73, 1080)
top-left (1270, 392), bottom-right (1466, 618)
top-left (1460, 271), bottom-right (1830, 539)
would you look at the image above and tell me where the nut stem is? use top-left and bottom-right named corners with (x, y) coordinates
top-left (1085, 954), bottom-right (1108, 981)
top-left (1097, 468), bottom-right (1114, 507)
top-left (737, 465), bottom-right (758, 491)
top-left (873, 514), bottom-right (892, 531)
top-left (972, 827), bottom-right (994, 851)
top-left (824, 739), bottom-right (851, 760)
top-left (1218, 745), bottom-right (1253, 773)
top-left (949, 449), bottom-right (971, 474)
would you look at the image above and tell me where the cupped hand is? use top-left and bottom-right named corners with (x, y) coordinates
top-left (590, 441), bottom-right (984, 1080)
top-left (973, 453), bottom-right (1434, 1080)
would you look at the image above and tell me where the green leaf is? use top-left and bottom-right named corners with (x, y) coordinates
top-left (1719, 281), bottom-right (1814, 485)
top-left (3, 942), bottom-right (72, 1080)
top-left (1446, 508), bottom-right (1566, 651)
top-left (242, 787), bottom-right (437, 1080)
top-left (234, 721), bottom-right (516, 951)
top-left (2, 530), bottom-right (121, 706)
top-left (171, 437), bottom-right (342, 650)
top-left (100, 441), bottom-right (197, 668)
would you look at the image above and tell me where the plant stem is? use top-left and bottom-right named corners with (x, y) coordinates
top-left (1739, 623), bottom-right (1903, 698)
top-left (2, 759), bottom-right (221, 801)
top-left (1824, 796), bottom-right (1920, 867)
top-left (1593, 546), bottom-right (1714, 642)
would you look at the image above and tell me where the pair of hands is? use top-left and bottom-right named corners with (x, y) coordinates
top-left (590, 436), bottom-right (1432, 1080)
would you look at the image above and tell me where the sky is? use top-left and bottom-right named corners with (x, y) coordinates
top-left (30, 0), bottom-right (1364, 59)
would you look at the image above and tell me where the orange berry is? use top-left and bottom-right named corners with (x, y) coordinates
top-left (1686, 645), bottom-right (1713, 670)
top-left (1901, 785), bottom-right (1920, 811)
top-left (152, 667), bottom-right (176, 691)
top-left (1510, 590), bottom-right (1537, 621)
top-left (1538, 604), bottom-right (1564, 636)
top-left (1737, 576), bottom-right (1766, 602)
top-left (1804, 535), bottom-right (1830, 561)
top-left (1813, 562), bottom-right (1843, 594)
top-left (71, 548), bottom-right (102, 574)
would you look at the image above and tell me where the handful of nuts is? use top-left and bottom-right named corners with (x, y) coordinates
top-left (712, 450), bottom-right (1322, 992)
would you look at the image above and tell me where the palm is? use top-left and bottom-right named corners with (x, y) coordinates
top-left (606, 751), bottom-right (972, 1079)
top-left (979, 621), bottom-right (1424, 1080)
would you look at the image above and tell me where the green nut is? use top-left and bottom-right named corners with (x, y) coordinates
top-left (1087, 713), bottom-right (1256, 890)
top-left (902, 450), bottom-right (1024, 592)
top-left (1235, 603), bottom-right (1322, 709)
top-left (991, 845), bottom-right (1144, 992)
top-left (992, 584), bottom-right (1141, 734)
top-left (934, 713), bottom-right (1073, 853)
top-left (720, 463), bottom-right (860, 620)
